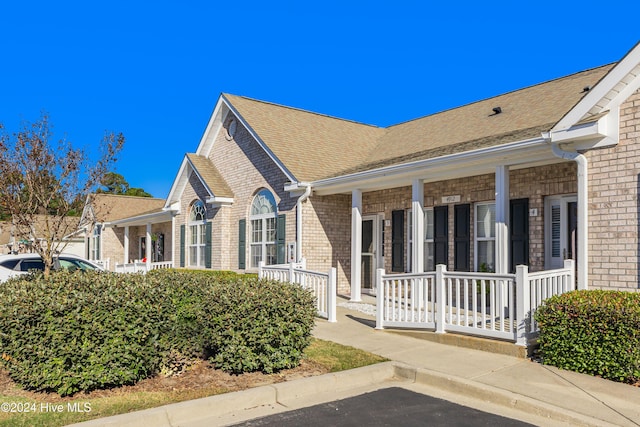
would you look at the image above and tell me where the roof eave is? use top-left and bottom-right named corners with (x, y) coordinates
top-left (311, 137), bottom-right (553, 195)
top-left (553, 42), bottom-right (640, 131)
top-left (109, 210), bottom-right (174, 227)
top-left (221, 94), bottom-right (298, 183)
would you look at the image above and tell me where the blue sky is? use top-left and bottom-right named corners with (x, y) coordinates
top-left (1, 1), bottom-right (638, 198)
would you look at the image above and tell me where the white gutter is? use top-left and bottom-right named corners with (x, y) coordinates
top-left (294, 183), bottom-right (312, 262)
top-left (547, 136), bottom-right (588, 290)
top-left (311, 136), bottom-right (549, 194)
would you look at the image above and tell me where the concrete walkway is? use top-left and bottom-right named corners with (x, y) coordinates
top-left (72, 304), bottom-right (640, 427)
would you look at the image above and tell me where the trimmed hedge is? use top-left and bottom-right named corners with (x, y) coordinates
top-left (0, 269), bottom-right (316, 396)
top-left (534, 290), bottom-right (640, 384)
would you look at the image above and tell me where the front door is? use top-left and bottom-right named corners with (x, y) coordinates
top-left (361, 215), bottom-right (382, 291)
top-left (545, 195), bottom-right (577, 269)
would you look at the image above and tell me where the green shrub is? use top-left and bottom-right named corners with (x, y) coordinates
top-left (147, 268), bottom-right (257, 281)
top-left (0, 269), bottom-right (316, 396)
top-left (0, 271), bottom-right (166, 396)
top-left (148, 270), bottom-right (316, 374)
top-left (205, 277), bottom-right (317, 374)
top-left (534, 290), bottom-right (640, 384)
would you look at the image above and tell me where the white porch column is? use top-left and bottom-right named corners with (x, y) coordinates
top-left (123, 226), bottom-right (130, 264)
top-left (351, 189), bottom-right (363, 302)
top-left (576, 156), bottom-right (588, 290)
top-left (145, 223), bottom-right (152, 267)
top-left (171, 215), bottom-right (176, 268)
top-left (495, 166), bottom-right (510, 274)
top-left (411, 179), bottom-right (425, 273)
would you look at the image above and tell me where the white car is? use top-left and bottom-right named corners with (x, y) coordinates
top-left (0, 253), bottom-right (104, 283)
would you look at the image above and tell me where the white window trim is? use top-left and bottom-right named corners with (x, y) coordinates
top-left (188, 201), bottom-right (206, 268)
top-left (407, 208), bottom-right (435, 272)
top-left (250, 190), bottom-right (278, 268)
top-left (90, 224), bottom-right (101, 261)
top-left (474, 202), bottom-right (496, 272)
top-left (424, 208), bottom-right (434, 271)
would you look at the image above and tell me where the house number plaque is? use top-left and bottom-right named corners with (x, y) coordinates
top-left (441, 195), bottom-right (461, 203)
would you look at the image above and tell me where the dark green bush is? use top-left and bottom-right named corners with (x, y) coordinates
top-left (147, 270), bottom-right (316, 374)
top-left (0, 271), bottom-right (166, 396)
top-left (0, 269), bottom-right (316, 396)
top-left (147, 268), bottom-right (257, 281)
top-left (534, 290), bottom-right (640, 384)
top-left (205, 277), bottom-right (317, 374)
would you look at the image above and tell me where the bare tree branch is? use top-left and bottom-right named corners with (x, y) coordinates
top-left (0, 113), bottom-right (124, 277)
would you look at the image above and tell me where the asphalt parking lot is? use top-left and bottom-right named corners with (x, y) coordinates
top-left (232, 387), bottom-right (535, 427)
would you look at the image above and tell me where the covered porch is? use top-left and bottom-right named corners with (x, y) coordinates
top-left (109, 209), bottom-right (174, 272)
top-left (310, 134), bottom-right (595, 301)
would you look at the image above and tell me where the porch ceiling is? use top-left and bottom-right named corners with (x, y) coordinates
top-left (311, 137), bottom-right (561, 195)
top-left (109, 210), bottom-right (173, 227)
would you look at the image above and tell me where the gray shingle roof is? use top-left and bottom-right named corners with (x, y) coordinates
top-left (223, 63), bottom-right (615, 181)
top-left (87, 194), bottom-right (166, 222)
top-left (186, 154), bottom-right (234, 199)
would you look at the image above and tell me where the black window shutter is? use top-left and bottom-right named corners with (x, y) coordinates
top-left (179, 224), bottom-right (185, 267)
top-left (205, 222), bottom-right (212, 269)
top-left (276, 214), bottom-right (286, 264)
top-left (391, 210), bottom-right (405, 272)
top-left (510, 198), bottom-right (529, 272)
top-left (238, 219), bottom-right (246, 269)
top-left (434, 206), bottom-right (448, 266)
top-left (454, 204), bottom-right (470, 272)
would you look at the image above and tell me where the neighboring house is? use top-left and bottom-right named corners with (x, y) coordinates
top-left (1, 216), bottom-right (83, 256)
top-left (0, 222), bottom-right (10, 255)
top-left (89, 42), bottom-right (640, 297)
top-left (79, 194), bottom-right (169, 270)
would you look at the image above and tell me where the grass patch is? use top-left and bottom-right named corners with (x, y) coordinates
top-left (0, 338), bottom-right (385, 427)
top-left (304, 339), bottom-right (388, 372)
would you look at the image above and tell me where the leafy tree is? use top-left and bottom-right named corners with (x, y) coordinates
top-left (98, 172), bottom-right (129, 194)
top-left (98, 172), bottom-right (152, 197)
top-left (0, 113), bottom-right (124, 276)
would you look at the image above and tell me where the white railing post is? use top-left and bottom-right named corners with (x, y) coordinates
top-left (515, 265), bottom-right (531, 347)
top-left (564, 259), bottom-right (575, 292)
top-left (375, 268), bottom-right (384, 329)
top-left (289, 262), bottom-right (295, 284)
top-left (435, 264), bottom-right (446, 334)
top-left (258, 261), bottom-right (265, 279)
top-left (327, 267), bottom-right (337, 323)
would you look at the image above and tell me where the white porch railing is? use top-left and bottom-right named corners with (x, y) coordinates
top-left (114, 260), bottom-right (173, 273)
top-left (150, 261), bottom-right (173, 270)
top-left (94, 258), bottom-right (110, 271)
top-left (376, 260), bottom-right (575, 346)
top-left (115, 262), bottom-right (148, 273)
top-left (258, 261), bottom-right (337, 323)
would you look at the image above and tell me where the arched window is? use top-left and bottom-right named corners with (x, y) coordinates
top-left (189, 200), bottom-right (206, 267)
top-left (250, 189), bottom-right (277, 267)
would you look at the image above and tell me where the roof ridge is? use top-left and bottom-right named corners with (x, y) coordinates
top-left (222, 93), bottom-right (382, 129)
top-left (93, 193), bottom-right (165, 202)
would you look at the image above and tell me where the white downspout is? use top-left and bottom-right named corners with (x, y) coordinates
top-left (295, 184), bottom-right (312, 263)
top-left (550, 142), bottom-right (588, 290)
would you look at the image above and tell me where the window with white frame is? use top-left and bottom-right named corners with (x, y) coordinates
top-left (424, 208), bottom-right (435, 271)
top-left (406, 208), bottom-right (435, 272)
top-left (189, 200), bottom-right (206, 267)
top-left (90, 225), bottom-right (101, 260)
top-left (475, 203), bottom-right (495, 272)
top-left (250, 189), bottom-right (277, 268)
